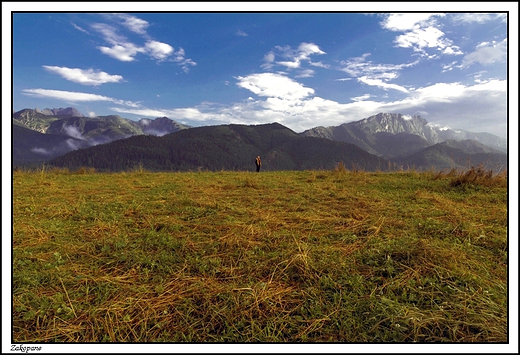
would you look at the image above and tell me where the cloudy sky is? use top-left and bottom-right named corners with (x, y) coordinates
top-left (6, 4), bottom-right (517, 139)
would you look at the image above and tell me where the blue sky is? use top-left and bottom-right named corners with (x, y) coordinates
top-left (5, 3), bottom-right (517, 139)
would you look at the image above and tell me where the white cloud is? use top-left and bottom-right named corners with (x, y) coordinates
top-left (22, 88), bottom-right (115, 102)
top-left (441, 61), bottom-right (458, 72)
top-left (62, 125), bottom-right (84, 140)
top-left (277, 60), bottom-right (300, 69)
top-left (394, 26), bottom-right (462, 55)
top-left (261, 52), bottom-right (275, 70)
top-left (297, 42), bottom-right (326, 59)
top-left (381, 13), bottom-right (463, 58)
top-left (358, 76), bottom-right (409, 93)
top-left (91, 23), bottom-right (126, 45)
top-left (264, 42), bottom-right (325, 70)
top-left (21, 88), bottom-right (140, 108)
top-left (91, 22), bottom-right (143, 61)
top-left (110, 106), bottom-right (215, 123)
top-left (340, 53), bottom-right (418, 79)
top-left (295, 69), bottom-right (315, 78)
top-left (264, 52), bottom-right (275, 63)
top-left (43, 65), bottom-right (123, 86)
top-left (91, 15), bottom-right (195, 68)
top-left (71, 22), bottom-right (89, 34)
top-left (235, 73), bottom-right (314, 100)
top-left (236, 29), bottom-right (248, 37)
top-left (309, 61), bottom-right (330, 69)
top-left (381, 13), bottom-right (444, 31)
top-left (98, 43), bottom-right (144, 62)
top-left (116, 14), bottom-right (149, 35)
top-left (351, 94), bottom-right (372, 102)
top-left (450, 13), bottom-right (507, 24)
top-left (461, 39), bottom-right (507, 67)
top-left (339, 53), bottom-right (417, 93)
top-left (145, 40), bottom-right (174, 61)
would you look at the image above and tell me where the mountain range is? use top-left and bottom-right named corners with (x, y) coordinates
top-left (12, 107), bottom-right (508, 172)
top-left (12, 108), bottom-right (189, 165)
top-left (301, 112), bottom-right (507, 156)
top-left (48, 122), bottom-right (388, 172)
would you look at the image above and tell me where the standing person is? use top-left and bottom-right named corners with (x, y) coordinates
top-left (255, 156), bottom-right (262, 172)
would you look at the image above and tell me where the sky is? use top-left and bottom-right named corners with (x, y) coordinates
top-left (6, 4), bottom-right (516, 140)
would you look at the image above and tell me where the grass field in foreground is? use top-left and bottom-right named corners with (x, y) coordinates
top-left (12, 167), bottom-right (508, 342)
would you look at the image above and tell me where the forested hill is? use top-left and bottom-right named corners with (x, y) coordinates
top-left (48, 123), bottom-right (388, 172)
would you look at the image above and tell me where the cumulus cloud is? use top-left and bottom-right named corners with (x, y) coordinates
top-left (380, 13), bottom-right (462, 57)
top-left (261, 42), bottom-right (326, 70)
top-left (144, 40), bottom-right (174, 61)
top-left (116, 14), bottom-right (149, 35)
top-left (91, 14), bottom-right (196, 69)
top-left (43, 65), bottom-right (123, 86)
top-left (235, 73), bottom-right (314, 100)
top-left (236, 29), bottom-right (248, 37)
top-left (380, 13), bottom-right (443, 31)
top-left (394, 26), bottom-right (462, 55)
top-left (98, 42), bottom-right (144, 62)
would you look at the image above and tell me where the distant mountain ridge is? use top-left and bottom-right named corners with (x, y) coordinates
top-left (301, 112), bottom-right (507, 156)
top-left (395, 139), bottom-right (508, 171)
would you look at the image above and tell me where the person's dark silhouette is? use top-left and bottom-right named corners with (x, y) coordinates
top-left (255, 156), bottom-right (262, 172)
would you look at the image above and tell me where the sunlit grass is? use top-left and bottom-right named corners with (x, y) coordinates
top-left (12, 167), bottom-right (507, 342)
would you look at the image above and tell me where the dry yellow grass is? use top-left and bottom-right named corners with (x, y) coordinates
top-left (12, 167), bottom-right (508, 342)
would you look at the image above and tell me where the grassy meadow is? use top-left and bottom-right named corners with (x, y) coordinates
top-left (12, 166), bottom-right (508, 342)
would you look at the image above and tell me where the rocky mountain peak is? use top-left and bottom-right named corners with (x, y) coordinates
top-left (358, 113), bottom-right (433, 138)
top-left (49, 107), bottom-right (85, 117)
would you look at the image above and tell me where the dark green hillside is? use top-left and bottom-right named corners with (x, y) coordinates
top-left (265, 136), bottom-right (387, 171)
top-left (49, 123), bottom-right (388, 172)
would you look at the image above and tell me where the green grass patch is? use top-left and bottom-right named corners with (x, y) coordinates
top-left (12, 167), bottom-right (507, 342)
